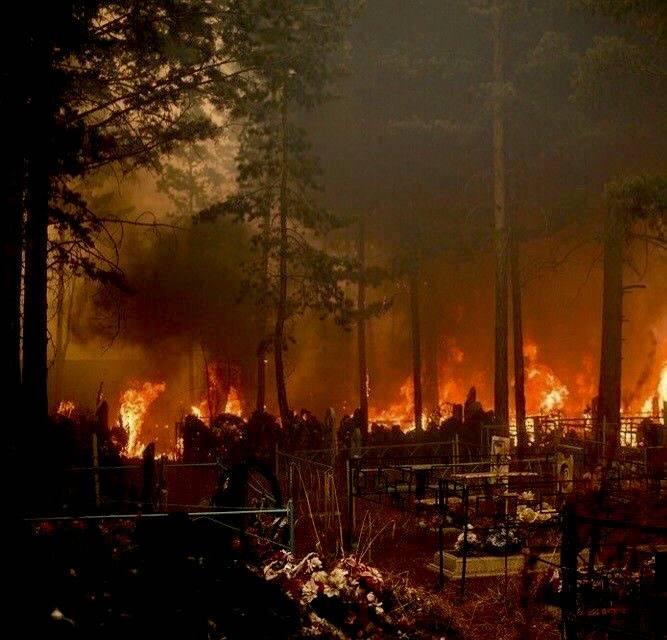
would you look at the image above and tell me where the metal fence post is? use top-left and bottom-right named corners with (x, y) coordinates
top-left (438, 480), bottom-right (444, 588)
top-left (275, 446), bottom-right (280, 480)
top-left (288, 461), bottom-right (294, 507)
top-left (346, 456), bottom-right (356, 551)
top-left (560, 502), bottom-right (578, 640)
top-left (288, 498), bottom-right (295, 553)
top-left (91, 434), bottom-right (100, 509)
top-left (461, 484), bottom-right (469, 597)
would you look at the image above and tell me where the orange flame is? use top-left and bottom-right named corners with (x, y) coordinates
top-left (118, 381), bottom-right (166, 457)
top-left (640, 361), bottom-right (667, 417)
top-left (524, 341), bottom-right (569, 415)
top-left (57, 400), bottom-right (76, 418)
top-left (225, 386), bottom-right (242, 415)
top-left (369, 377), bottom-right (415, 429)
top-left (189, 386), bottom-right (243, 422)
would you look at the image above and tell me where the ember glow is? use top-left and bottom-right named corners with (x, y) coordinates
top-left (57, 400), bottom-right (76, 418)
top-left (524, 341), bottom-right (570, 415)
top-left (369, 377), bottom-right (414, 428)
top-left (368, 340), bottom-right (578, 429)
top-left (190, 385), bottom-right (243, 423)
top-left (640, 361), bottom-right (667, 416)
top-left (117, 381), bottom-right (166, 457)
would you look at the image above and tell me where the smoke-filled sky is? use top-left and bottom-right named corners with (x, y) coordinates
top-left (54, 0), bottom-right (667, 436)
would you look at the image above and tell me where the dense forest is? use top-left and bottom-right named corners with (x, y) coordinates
top-left (2, 0), bottom-right (665, 492)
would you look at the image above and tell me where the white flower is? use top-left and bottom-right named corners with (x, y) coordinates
top-left (456, 532), bottom-right (478, 544)
top-left (518, 507), bottom-right (537, 523)
top-left (306, 555), bottom-right (323, 572)
top-left (51, 608), bottom-right (64, 621)
top-left (328, 567), bottom-right (348, 590)
top-left (312, 570), bottom-right (329, 583)
top-left (301, 579), bottom-right (319, 604)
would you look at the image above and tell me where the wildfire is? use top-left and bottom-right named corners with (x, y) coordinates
top-left (189, 385), bottom-right (243, 422)
top-left (57, 400), bottom-right (76, 418)
top-left (225, 386), bottom-right (243, 415)
top-left (369, 377), bottom-right (414, 429)
top-left (118, 381), bottom-right (166, 457)
top-left (524, 341), bottom-right (569, 415)
top-left (640, 361), bottom-right (667, 417)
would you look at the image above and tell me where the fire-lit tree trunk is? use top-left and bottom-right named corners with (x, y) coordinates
top-left (422, 265), bottom-right (440, 418)
top-left (256, 202), bottom-right (271, 413)
top-left (596, 205), bottom-right (624, 456)
top-left (23, 192), bottom-right (49, 426)
top-left (51, 260), bottom-right (76, 408)
top-left (410, 267), bottom-right (424, 433)
top-left (188, 342), bottom-right (196, 405)
top-left (23, 37), bottom-right (51, 428)
top-left (274, 96), bottom-right (291, 424)
top-left (492, 0), bottom-right (510, 432)
top-left (357, 214), bottom-right (369, 433)
top-left (1, 147), bottom-right (24, 416)
top-left (510, 228), bottom-right (527, 454)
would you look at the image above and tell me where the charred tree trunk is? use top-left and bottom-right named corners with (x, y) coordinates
top-left (188, 341), bottom-right (196, 405)
top-left (51, 232), bottom-right (73, 408)
top-left (511, 229), bottom-right (527, 454)
top-left (256, 202), bottom-right (271, 413)
top-left (1, 140), bottom-right (24, 415)
top-left (410, 267), bottom-right (424, 433)
top-left (1, 104), bottom-right (25, 496)
top-left (596, 205), bottom-right (624, 457)
top-left (23, 35), bottom-right (51, 428)
top-left (357, 214), bottom-right (369, 433)
top-left (422, 265), bottom-right (440, 418)
top-left (23, 172), bottom-right (49, 422)
top-left (492, 1), bottom-right (510, 431)
top-left (256, 340), bottom-right (268, 413)
top-left (274, 97), bottom-right (290, 425)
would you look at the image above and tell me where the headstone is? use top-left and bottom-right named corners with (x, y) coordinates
top-left (555, 452), bottom-right (574, 493)
top-left (491, 435), bottom-right (510, 483)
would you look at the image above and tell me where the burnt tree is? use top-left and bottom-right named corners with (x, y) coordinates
top-left (492, 0), bottom-right (510, 430)
top-left (410, 266), bottom-right (424, 433)
top-left (596, 205), bottom-right (624, 453)
top-left (357, 214), bottom-right (369, 433)
top-left (511, 227), bottom-right (527, 453)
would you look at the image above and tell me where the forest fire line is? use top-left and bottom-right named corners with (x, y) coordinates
top-left (367, 345), bottom-right (666, 430)
top-left (56, 352), bottom-right (665, 454)
top-left (59, 354), bottom-right (664, 455)
top-left (56, 350), bottom-right (667, 458)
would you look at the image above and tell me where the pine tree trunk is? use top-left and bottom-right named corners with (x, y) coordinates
top-left (274, 97), bottom-right (290, 424)
top-left (511, 230), bottom-right (527, 454)
top-left (410, 268), bottom-right (424, 433)
top-left (23, 71), bottom-right (50, 427)
top-left (357, 214), bottom-right (369, 433)
top-left (596, 206), bottom-right (624, 458)
top-left (1, 147), bottom-right (24, 412)
top-left (51, 231), bottom-right (71, 408)
top-left (188, 341), bottom-right (196, 405)
top-left (422, 268), bottom-right (440, 418)
top-left (23, 181), bottom-right (49, 426)
top-left (256, 342), bottom-right (267, 413)
top-left (256, 203), bottom-right (271, 413)
top-left (492, 0), bottom-right (510, 431)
